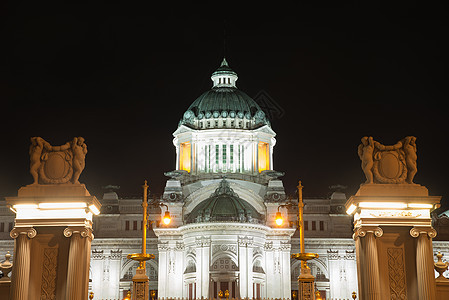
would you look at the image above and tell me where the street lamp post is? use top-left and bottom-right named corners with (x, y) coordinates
top-left (127, 180), bottom-right (171, 300)
top-left (275, 181), bottom-right (319, 300)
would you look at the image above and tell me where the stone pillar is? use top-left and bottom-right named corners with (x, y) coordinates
top-left (64, 226), bottom-right (93, 300)
top-left (353, 226), bottom-right (382, 300)
top-left (201, 240), bottom-right (210, 298)
top-left (195, 236), bottom-right (210, 299)
top-left (157, 243), bottom-right (169, 298)
top-left (238, 236), bottom-right (252, 298)
top-left (410, 227), bottom-right (437, 300)
top-left (9, 227), bottom-right (37, 300)
top-left (280, 243), bottom-right (292, 299)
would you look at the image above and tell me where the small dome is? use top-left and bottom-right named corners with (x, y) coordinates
top-left (180, 59), bottom-right (270, 130)
top-left (185, 179), bottom-right (263, 224)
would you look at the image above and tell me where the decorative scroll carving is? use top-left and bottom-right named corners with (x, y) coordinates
top-left (238, 236), bottom-right (253, 247)
top-left (213, 244), bottom-right (237, 255)
top-left (264, 241), bottom-right (273, 250)
top-left (195, 236), bottom-right (211, 247)
top-left (387, 247), bottom-right (407, 299)
top-left (358, 136), bottom-right (417, 184)
top-left (63, 227), bottom-right (94, 241)
top-left (92, 249), bottom-right (104, 259)
top-left (327, 249), bottom-right (340, 260)
top-left (29, 136), bottom-right (87, 185)
top-left (40, 248), bottom-right (58, 300)
top-left (353, 226), bottom-right (383, 241)
top-left (110, 249), bottom-right (122, 260)
top-left (410, 227), bottom-right (437, 238)
top-left (158, 241), bottom-right (169, 251)
top-left (10, 227), bottom-right (37, 239)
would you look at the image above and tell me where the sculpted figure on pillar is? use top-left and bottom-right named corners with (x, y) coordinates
top-left (357, 136), bottom-right (418, 184)
top-left (358, 137), bottom-right (374, 184)
top-left (28, 137), bottom-right (88, 185)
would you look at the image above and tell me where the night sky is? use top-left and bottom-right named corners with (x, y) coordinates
top-left (1, 4), bottom-right (448, 209)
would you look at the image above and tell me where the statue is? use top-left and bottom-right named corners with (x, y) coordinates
top-left (29, 137), bottom-right (51, 184)
top-left (358, 136), bottom-right (418, 184)
top-left (358, 136), bottom-right (374, 184)
top-left (71, 137), bottom-right (87, 184)
top-left (403, 136), bottom-right (417, 184)
top-left (28, 137), bottom-right (88, 185)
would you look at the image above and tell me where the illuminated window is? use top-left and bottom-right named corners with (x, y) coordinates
top-left (241, 146), bottom-right (244, 171)
top-left (216, 145), bottom-right (219, 168)
top-left (223, 145), bottom-right (227, 166)
top-left (237, 145), bottom-right (241, 172)
top-left (258, 142), bottom-right (270, 172)
top-left (230, 145), bottom-right (234, 165)
top-left (180, 142), bottom-right (191, 173)
top-left (208, 145), bottom-right (211, 172)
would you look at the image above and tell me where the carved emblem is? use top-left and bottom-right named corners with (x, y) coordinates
top-left (29, 137), bottom-right (87, 185)
top-left (358, 136), bottom-right (417, 184)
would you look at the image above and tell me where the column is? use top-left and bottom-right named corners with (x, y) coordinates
top-left (411, 227), bottom-right (437, 300)
top-left (195, 237), bottom-right (210, 298)
top-left (9, 227), bottom-right (37, 300)
top-left (157, 242), bottom-right (169, 297)
top-left (64, 226), bottom-right (93, 300)
top-left (201, 240), bottom-right (210, 298)
top-left (354, 226), bottom-right (382, 300)
top-left (238, 236), bottom-right (252, 298)
top-left (280, 243), bottom-right (292, 299)
top-left (246, 245), bottom-right (253, 299)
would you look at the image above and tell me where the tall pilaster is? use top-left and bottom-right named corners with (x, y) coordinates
top-left (411, 227), bottom-right (437, 300)
top-left (195, 236), bottom-right (210, 299)
top-left (9, 227), bottom-right (37, 300)
top-left (280, 242), bottom-right (292, 299)
top-left (64, 226), bottom-right (93, 300)
top-left (238, 236), bottom-right (253, 298)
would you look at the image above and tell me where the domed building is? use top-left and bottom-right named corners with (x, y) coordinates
top-left (155, 58), bottom-right (295, 299)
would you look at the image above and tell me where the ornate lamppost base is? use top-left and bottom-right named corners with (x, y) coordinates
top-left (127, 253), bottom-right (155, 300)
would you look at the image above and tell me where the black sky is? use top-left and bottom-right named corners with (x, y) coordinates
top-left (1, 4), bottom-right (448, 208)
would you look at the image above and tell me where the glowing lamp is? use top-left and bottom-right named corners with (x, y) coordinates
top-left (162, 211), bottom-right (171, 225)
top-left (275, 211), bottom-right (284, 226)
top-left (123, 291), bottom-right (131, 300)
top-left (346, 204), bottom-right (357, 215)
top-left (89, 204), bottom-right (101, 215)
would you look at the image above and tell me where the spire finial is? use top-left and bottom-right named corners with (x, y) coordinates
top-left (221, 57), bottom-right (228, 67)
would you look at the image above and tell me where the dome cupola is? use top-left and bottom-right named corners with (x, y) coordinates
top-left (211, 58), bottom-right (238, 88)
top-left (185, 179), bottom-right (263, 224)
top-left (179, 58), bottom-right (270, 130)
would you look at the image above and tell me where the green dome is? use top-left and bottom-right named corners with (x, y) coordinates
top-left (180, 59), bottom-right (270, 130)
top-left (185, 179), bottom-right (264, 224)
